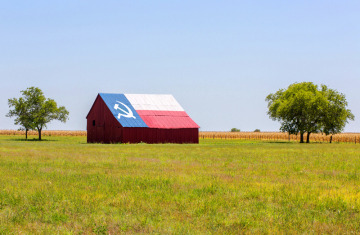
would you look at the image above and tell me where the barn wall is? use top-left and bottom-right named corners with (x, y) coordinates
top-left (87, 95), bottom-right (123, 143)
top-left (122, 127), bottom-right (199, 144)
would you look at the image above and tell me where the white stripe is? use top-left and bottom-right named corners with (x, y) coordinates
top-left (125, 94), bottom-right (184, 111)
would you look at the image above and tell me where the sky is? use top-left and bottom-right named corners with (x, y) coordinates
top-left (1, 1), bottom-right (359, 132)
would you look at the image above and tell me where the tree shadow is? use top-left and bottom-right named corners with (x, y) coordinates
top-left (266, 141), bottom-right (329, 144)
top-left (4, 138), bottom-right (58, 142)
top-left (266, 141), bottom-right (295, 144)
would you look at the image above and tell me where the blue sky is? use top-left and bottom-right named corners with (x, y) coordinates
top-left (1, 1), bottom-right (359, 131)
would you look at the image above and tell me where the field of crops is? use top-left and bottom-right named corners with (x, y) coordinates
top-left (1, 130), bottom-right (359, 144)
top-left (0, 135), bottom-right (360, 234)
top-left (0, 130), bottom-right (87, 137)
top-left (200, 132), bottom-right (360, 143)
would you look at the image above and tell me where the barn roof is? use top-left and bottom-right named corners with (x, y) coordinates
top-left (97, 93), bottom-right (199, 129)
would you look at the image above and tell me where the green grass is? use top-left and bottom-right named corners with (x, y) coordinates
top-left (0, 136), bottom-right (360, 234)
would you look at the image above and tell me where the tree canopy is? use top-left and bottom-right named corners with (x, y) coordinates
top-left (266, 82), bottom-right (354, 143)
top-left (7, 87), bottom-right (69, 140)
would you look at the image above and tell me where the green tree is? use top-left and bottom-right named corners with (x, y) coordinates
top-left (320, 85), bottom-right (354, 136)
top-left (231, 128), bottom-right (240, 132)
top-left (7, 87), bottom-right (69, 140)
top-left (6, 97), bottom-right (34, 139)
top-left (266, 82), bottom-right (354, 143)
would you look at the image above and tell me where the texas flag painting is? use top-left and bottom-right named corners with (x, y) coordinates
top-left (99, 93), bottom-right (199, 129)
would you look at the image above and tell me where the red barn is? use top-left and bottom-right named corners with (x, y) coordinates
top-left (86, 93), bottom-right (199, 144)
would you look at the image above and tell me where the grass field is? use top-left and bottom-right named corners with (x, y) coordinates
top-left (1, 136), bottom-right (360, 234)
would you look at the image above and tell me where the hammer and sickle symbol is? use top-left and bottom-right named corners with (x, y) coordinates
top-left (114, 101), bottom-right (136, 119)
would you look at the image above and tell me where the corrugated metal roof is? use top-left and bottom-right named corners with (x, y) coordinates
top-left (98, 93), bottom-right (199, 129)
top-left (137, 110), bottom-right (199, 128)
top-left (125, 94), bottom-right (184, 111)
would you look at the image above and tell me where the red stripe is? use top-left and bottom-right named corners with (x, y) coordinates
top-left (137, 110), bottom-right (199, 129)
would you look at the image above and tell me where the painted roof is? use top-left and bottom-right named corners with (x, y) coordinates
top-left (98, 93), bottom-right (199, 129)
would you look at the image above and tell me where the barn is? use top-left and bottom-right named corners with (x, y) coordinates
top-left (86, 93), bottom-right (199, 144)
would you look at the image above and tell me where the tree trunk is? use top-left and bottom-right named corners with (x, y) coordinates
top-left (38, 128), bottom-right (42, 141)
top-left (330, 135), bottom-right (332, 144)
top-left (300, 132), bottom-right (304, 143)
top-left (25, 129), bottom-right (28, 140)
top-left (306, 132), bottom-right (311, 143)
